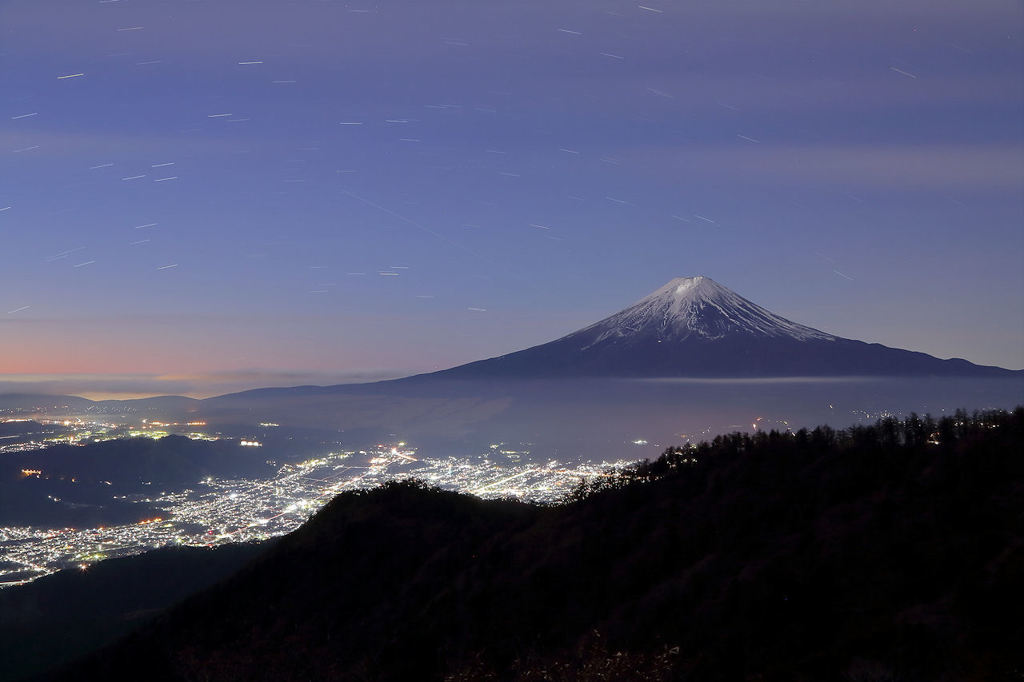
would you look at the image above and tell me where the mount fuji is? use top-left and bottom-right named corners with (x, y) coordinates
top-left (429, 276), bottom-right (1017, 379)
top-left (12, 276), bottom-right (1017, 445)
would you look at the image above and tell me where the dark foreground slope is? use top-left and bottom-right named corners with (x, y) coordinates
top-left (63, 409), bottom-right (1023, 682)
top-left (1, 543), bottom-right (264, 682)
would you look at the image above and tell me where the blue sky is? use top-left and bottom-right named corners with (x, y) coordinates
top-left (1, 0), bottom-right (1022, 396)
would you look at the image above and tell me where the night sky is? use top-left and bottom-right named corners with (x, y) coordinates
top-left (2, 0), bottom-right (1022, 397)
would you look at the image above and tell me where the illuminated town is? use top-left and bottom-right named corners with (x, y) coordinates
top-left (0, 430), bottom-right (633, 587)
top-left (0, 416), bottom-right (215, 455)
top-left (0, 403), bottom-right (907, 588)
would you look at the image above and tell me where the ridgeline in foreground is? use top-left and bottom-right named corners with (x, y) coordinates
top-left (23, 408), bottom-right (1024, 681)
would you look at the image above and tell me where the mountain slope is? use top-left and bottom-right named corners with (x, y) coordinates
top-left (432, 276), bottom-right (1016, 378)
top-left (60, 409), bottom-right (1024, 681)
top-left (1, 543), bottom-right (263, 682)
top-left (572, 276), bottom-right (836, 344)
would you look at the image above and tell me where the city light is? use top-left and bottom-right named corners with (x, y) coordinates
top-left (0, 439), bottom-right (631, 586)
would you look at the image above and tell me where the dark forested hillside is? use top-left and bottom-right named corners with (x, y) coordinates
top-left (1, 543), bottom-right (264, 682)
top-left (55, 408), bottom-right (1024, 681)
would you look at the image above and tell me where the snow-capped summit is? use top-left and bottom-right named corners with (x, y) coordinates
top-left (572, 276), bottom-right (835, 348)
top-left (430, 276), bottom-right (1017, 379)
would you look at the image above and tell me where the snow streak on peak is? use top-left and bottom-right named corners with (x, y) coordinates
top-left (648, 275), bottom-right (724, 302)
top-left (572, 276), bottom-right (836, 347)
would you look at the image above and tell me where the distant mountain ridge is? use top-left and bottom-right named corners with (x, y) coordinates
top-left (431, 276), bottom-right (1017, 379)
